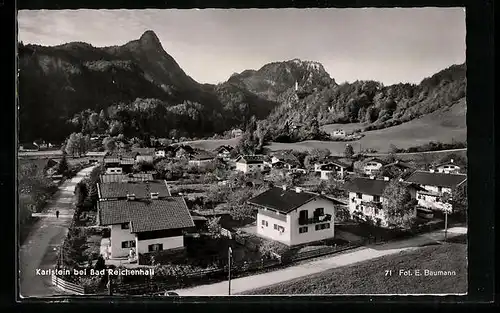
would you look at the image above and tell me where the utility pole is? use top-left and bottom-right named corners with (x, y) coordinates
top-left (228, 246), bottom-right (232, 296)
top-left (444, 211), bottom-right (448, 241)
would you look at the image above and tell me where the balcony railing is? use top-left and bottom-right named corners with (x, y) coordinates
top-left (298, 214), bottom-right (332, 225)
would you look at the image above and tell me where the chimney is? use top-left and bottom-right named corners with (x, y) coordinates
top-left (150, 192), bottom-right (159, 200)
top-left (295, 187), bottom-right (302, 193)
top-left (282, 185), bottom-right (287, 191)
top-left (126, 194), bottom-right (136, 201)
top-left (383, 176), bottom-right (390, 181)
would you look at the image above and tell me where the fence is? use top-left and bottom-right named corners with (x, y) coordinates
top-left (51, 274), bottom-right (86, 295)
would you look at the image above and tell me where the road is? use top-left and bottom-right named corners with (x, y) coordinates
top-left (365, 148), bottom-right (466, 157)
top-left (174, 227), bottom-right (467, 296)
top-left (18, 165), bottom-right (97, 298)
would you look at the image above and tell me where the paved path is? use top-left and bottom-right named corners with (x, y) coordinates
top-left (19, 165), bottom-right (97, 298)
top-left (174, 227), bottom-right (467, 296)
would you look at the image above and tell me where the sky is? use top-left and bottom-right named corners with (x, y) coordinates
top-left (17, 8), bottom-right (466, 85)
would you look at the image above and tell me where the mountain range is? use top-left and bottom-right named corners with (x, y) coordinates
top-left (17, 30), bottom-right (466, 144)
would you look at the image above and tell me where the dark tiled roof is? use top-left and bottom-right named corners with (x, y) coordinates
top-left (383, 160), bottom-right (413, 169)
top-left (344, 177), bottom-right (391, 196)
top-left (405, 171), bottom-right (467, 188)
top-left (214, 145), bottom-right (234, 153)
top-left (100, 173), bottom-right (154, 183)
top-left (99, 197), bottom-right (194, 232)
top-left (98, 180), bottom-right (171, 199)
top-left (191, 150), bottom-right (216, 160)
top-left (272, 152), bottom-right (300, 165)
top-left (247, 187), bottom-right (319, 214)
top-left (235, 155), bottom-right (265, 164)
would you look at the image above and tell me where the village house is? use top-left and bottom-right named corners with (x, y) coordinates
top-left (214, 145), bottom-right (234, 161)
top-left (405, 170), bottom-right (467, 212)
top-left (231, 128), bottom-right (244, 138)
top-left (86, 151), bottom-right (108, 164)
top-left (131, 148), bottom-right (155, 164)
top-left (433, 159), bottom-right (461, 174)
top-left (331, 129), bottom-right (346, 137)
top-left (188, 151), bottom-right (216, 167)
top-left (344, 177), bottom-right (420, 227)
top-left (103, 156), bottom-right (135, 174)
top-left (98, 196), bottom-right (195, 260)
top-left (271, 152), bottom-right (300, 170)
top-left (318, 159), bottom-right (353, 180)
top-left (235, 155), bottom-right (268, 173)
top-left (362, 157), bottom-right (387, 176)
top-left (174, 145), bottom-right (195, 159)
top-left (247, 186), bottom-right (345, 246)
top-left (154, 148), bottom-right (166, 159)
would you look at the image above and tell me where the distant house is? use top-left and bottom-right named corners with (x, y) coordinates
top-left (231, 128), bottom-right (244, 138)
top-left (86, 151), bottom-right (108, 163)
top-left (103, 156), bottom-right (135, 174)
top-left (271, 152), bottom-right (300, 170)
top-left (174, 145), bottom-right (195, 159)
top-left (362, 158), bottom-right (387, 176)
top-left (433, 159), bottom-right (461, 174)
top-left (318, 159), bottom-right (353, 180)
top-left (331, 129), bottom-right (346, 137)
top-left (380, 160), bottom-right (415, 178)
top-left (131, 148), bottom-right (155, 164)
top-left (235, 155), bottom-right (267, 173)
top-left (154, 149), bottom-right (166, 159)
top-left (345, 177), bottom-right (395, 227)
top-left (33, 139), bottom-right (48, 149)
top-left (188, 150), bottom-right (216, 167)
top-left (97, 180), bottom-right (171, 201)
top-left (247, 186), bottom-right (346, 246)
top-left (405, 171), bottom-right (467, 212)
top-left (214, 145), bottom-right (234, 161)
top-left (98, 196), bottom-right (194, 260)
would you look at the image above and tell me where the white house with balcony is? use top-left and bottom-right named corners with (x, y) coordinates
top-left (434, 159), bottom-right (461, 174)
top-left (405, 170), bottom-right (467, 212)
top-left (235, 155), bottom-right (267, 173)
top-left (98, 196), bottom-right (195, 261)
top-left (247, 186), bottom-right (346, 246)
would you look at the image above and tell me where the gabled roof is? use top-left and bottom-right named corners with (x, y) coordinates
top-left (344, 177), bottom-right (390, 197)
top-left (100, 173), bottom-right (154, 183)
top-left (435, 161), bottom-right (461, 168)
top-left (405, 171), bottom-right (467, 188)
top-left (363, 157), bottom-right (387, 165)
top-left (98, 180), bottom-right (171, 199)
top-left (191, 150), bottom-right (216, 160)
top-left (247, 187), bottom-right (344, 214)
top-left (235, 155), bottom-right (265, 164)
top-left (99, 197), bottom-right (194, 232)
top-left (86, 151), bottom-right (108, 157)
top-left (214, 145), bottom-right (234, 153)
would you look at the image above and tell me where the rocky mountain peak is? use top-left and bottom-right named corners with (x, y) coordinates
top-left (139, 30), bottom-right (162, 49)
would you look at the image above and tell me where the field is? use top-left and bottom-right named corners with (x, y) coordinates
top-left (183, 100), bottom-right (466, 154)
top-left (243, 238), bottom-right (467, 295)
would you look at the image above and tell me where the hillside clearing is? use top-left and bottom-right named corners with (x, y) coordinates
top-left (242, 239), bottom-right (467, 295)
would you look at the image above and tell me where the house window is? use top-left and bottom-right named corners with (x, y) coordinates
top-left (314, 208), bottom-right (324, 217)
top-left (121, 223), bottom-right (130, 229)
top-left (261, 220), bottom-right (268, 227)
top-left (121, 240), bottom-right (135, 249)
top-left (315, 223), bottom-right (330, 231)
top-left (299, 210), bottom-right (309, 221)
top-left (373, 195), bottom-right (380, 202)
top-left (299, 226), bottom-right (308, 233)
top-left (148, 244), bottom-right (163, 252)
top-left (356, 193), bottom-right (362, 199)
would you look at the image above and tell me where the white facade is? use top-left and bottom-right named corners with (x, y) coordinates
top-left (235, 162), bottom-right (264, 173)
top-left (364, 161), bottom-right (383, 175)
top-left (332, 130), bottom-right (346, 137)
top-left (109, 224), bottom-right (184, 258)
top-left (155, 150), bottom-right (166, 158)
top-left (436, 164), bottom-right (460, 174)
top-left (188, 159), bottom-right (214, 167)
top-left (136, 155), bottom-right (154, 163)
top-left (257, 197), bottom-right (336, 246)
top-left (136, 236), bottom-right (184, 254)
top-left (110, 224), bottom-right (137, 258)
top-left (348, 191), bottom-right (389, 227)
top-left (106, 167), bottom-right (123, 175)
top-left (320, 170), bottom-right (332, 180)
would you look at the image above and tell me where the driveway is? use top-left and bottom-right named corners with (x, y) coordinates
top-left (173, 227), bottom-right (467, 296)
top-left (18, 165), bottom-right (97, 298)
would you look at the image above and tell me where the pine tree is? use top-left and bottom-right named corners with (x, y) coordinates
top-left (57, 155), bottom-right (69, 177)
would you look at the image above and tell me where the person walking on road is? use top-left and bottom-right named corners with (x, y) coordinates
top-left (56, 210), bottom-right (59, 219)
